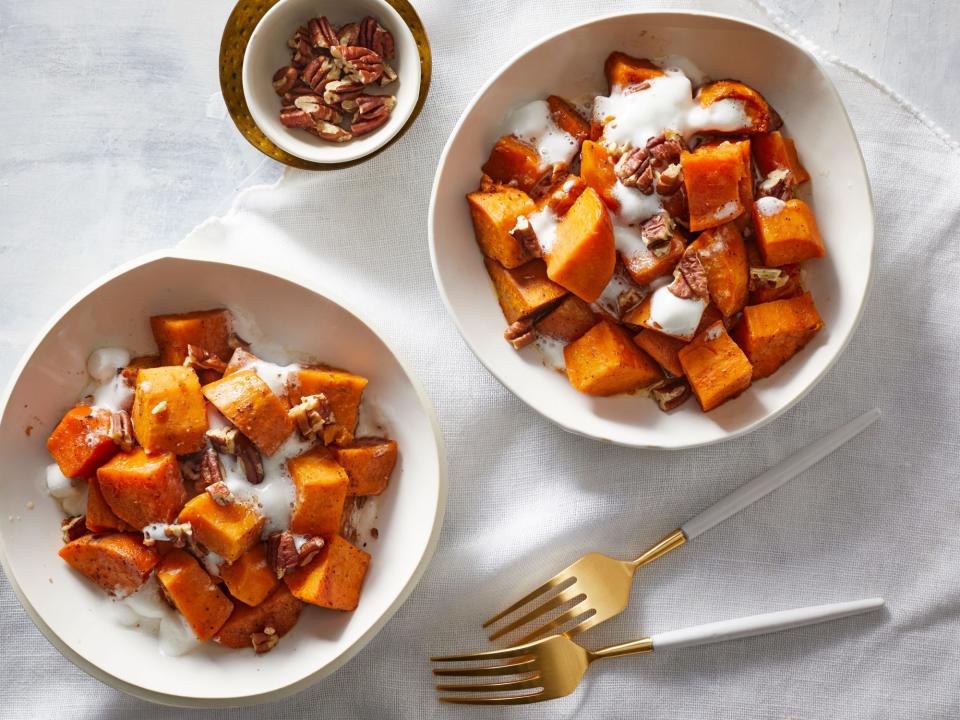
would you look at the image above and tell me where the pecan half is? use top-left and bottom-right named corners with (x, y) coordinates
top-left (757, 168), bottom-right (794, 200)
top-left (646, 133), bottom-right (683, 171)
top-left (206, 426), bottom-right (239, 455)
top-left (199, 447), bottom-right (224, 490)
top-left (509, 215), bottom-right (541, 259)
top-left (292, 37), bottom-right (317, 68)
top-left (322, 79), bottom-right (364, 107)
top-left (337, 22), bottom-right (361, 46)
top-left (616, 146), bottom-right (654, 194)
top-left (640, 213), bottom-right (673, 250)
top-left (343, 93), bottom-right (396, 136)
top-left (651, 378), bottom-right (692, 412)
top-left (358, 16), bottom-right (396, 59)
top-left (251, 626), bottom-right (279, 654)
top-left (267, 531), bottom-right (325, 579)
top-left (301, 56), bottom-right (341, 93)
top-left (287, 25), bottom-right (308, 50)
top-left (504, 319), bottom-right (536, 350)
top-left (289, 393), bottom-right (335, 440)
top-left (297, 536), bottom-right (325, 566)
top-left (308, 121), bottom-right (353, 143)
top-left (205, 480), bottom-right (235, 507)
top-left (236, 436), bottom-right (264, 485)
top-left (108, 410), bottom-right (134, 452)
top-left (661, 185), bottom-right (688, 224)
top-left (678, 250), bottom-right (709, 298)
top-left (184, 344), bottom-right (227, 374)
top-left (667, 270), bottom-right (694, 299)
top-left (272, 66), bottom-right (299, 96)
top-left (279, 107), bottom-right (314, 129)
top-left (293, 94), bottom-right (342, 124)
top-left (655, 162), bottom-right (683, 195)
top-left (61, 515), bottom-right (87, 543)
top-left (330, 45), bottom-right (384, 85)
top-left (307, 16), bottom-right (338, 49)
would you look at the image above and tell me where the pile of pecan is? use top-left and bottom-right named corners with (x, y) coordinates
top-left (273, 15), bottom-right (398, 142)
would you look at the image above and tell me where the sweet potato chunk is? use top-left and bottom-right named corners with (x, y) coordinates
top-left (603, 51), bottom-right (664, 90)
top-left (150, 309), bottom-right (233, 367)
top-left (178, 493), bottom-right (265, 563)
top-left (695, 80), bottom-right (775, 133)
top-left (202, 370), bottom-right (294, 456)
top-left (97, 450), bottom-right (186, 529)
top-left (294, 367), bottom-right (369, 439)
top-left (732, 293), bottom-right (824, 379)
top-left (59, 533), bottom-right (159, 597)
top-left (622, 231), bottom-right (686, 286)
top-left (682, 143), bottom-right (745, 232)
top-left (220, 544), bottom-right (279, 607)
top-left (547, 187), bottom-right (616, 302)
top-left (46, 405), bottom-right (118, 479)
top-left (156, 549), bottom-right (233, 641)
top-left (484, 257), bottom-right (567, 325)
top-left (752, 131), bottom-right (809, 183)
top-left (335, 438), bottom-right (398, 496)
top-left (288, 448), bottom-right (349, 536)
top-left (214, 584), bottom-right (304, 648)
top-left (467, 187), bottom-right (537, 269)
top-left (753, 198), bottom-right (825, 266)
top-left (633, 330), bottom-right (687, 377)
top-left (687, 222), bottom-right (749, 317)
top-left (284, 535), bottom-right (371, 611)
top-left (546, 95), bottom-right (590, 146)
top-left (131, 366), bottom-right (208, 455)
top-left (534, 294), bottom-right (599, 342)
top-left (579, 140), bottom-right (619, 211)
top-left (539, 174), bottom-right (586, 216)
top-left (85, 476), bottom-right (131, 533)
top-left (481, 135), bottom-right (550, 194)
top-left (678, 322), bottom-right (753, 411)
top-left (563, 320), bottom-right (662, 396)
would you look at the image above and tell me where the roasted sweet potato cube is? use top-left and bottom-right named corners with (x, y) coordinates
top-left (682, 144), bottom-right (745, 232)
top-left (202, 370), bottom-right (293, 456)
top-left (534, 294), bottom-right (599, 342)
top-left (150, 309), bottom-right (233, 367)
top-left (484, 257), bottom-right (567, 325)
top-left (622, 286), bottom-right (709, 341)
top-left (96, 450), bottom-right (186, 529)
top-left (335, 438), bottom-right (398, 496)
top-left (294, 367), bottom-right (369, 438)
top-left (563, 320), bottom-right (662, 396)
top-left (539, 174), bottom-right (586, 216)
top-left (219, 544), bottom-right (279, 607)
top-left (633, 330), bottom-right (687, 377)
top-left (732, 293), bottom-right (824, 379)
top-left (622, 231), bottom-right (686, 286)
top-left (467, 187), bottom-right (538, 269)
top-left (688, 222), bottom-right (749, 317)
top-left (695, 80), bottom-right (775, 133)
top-left (603, 51), bottom-right (665, 90)
top-left (546, 95), bottom-right (590, 146)
top-left (678, 322), bottom-right (753, 411)
top-left (284, 535), bottom-right (371, 611)
top-left (59, 533), bottom-right (159, 597)
top-left (579, 140), bottom-right (619, 211)
top-left (481, 135), bottom-right (550, 194)
top-left (46, 405), bottom-right (118, 479)
top-left (753, 198), bottom-right (825, 266)
top-left (156, 549), bottom-right (233, 641)
top-left (214, 584), bottom-right (304, 648)
top-left (177, 493), bottom-right (265, 563)
top-left (547, 187), bottom-right (616, 302)
top-left (288, 448), bottom-right (349, 536)
top-left (131, 366), bottom-right (208, 455)
top-left (752, 131), bottom-right (809, 183)
top-left (749, 263), bottom-right (803, 304)
top-left (706, 138), bottom-right (753, 232)
top-left (85, 476), bottom-right (131, 533)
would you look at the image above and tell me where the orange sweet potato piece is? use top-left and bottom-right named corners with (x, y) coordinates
top-left (219, 544), bottom-right (279, 607)
top-left (467, 188), bottom-right (538, 269)
top-left (748, 263), bottom-right (803, 304)
top-left (481, 135), bottom-right (550, 193)
top-left (681, 144), bottom-right (745, 232)
top-left (579, 140), bottom-right (619, 211)
top-left (156, 549), bottom-right (233, 641)
top-left (59, 533), bottom-right (159, 597)
top-left (288, 448), bottom-right (349, 536)
top-left (46, 405), bottom-right (118, 479)
top-left (131, 366), bottom-right (208, 455)
top-left (539, 174), bottom-right (586, 216)
top-left (335, 438), bottom-right (398, 496)
top-left (622, 231), bottom-right (686, 286)
top-left (85, 476), bottom-right (131, 533)
top-left (752, 131), bottom-right (809, 183)
top-left (178, 492), bottom-right (265, 563)
top-left (96, 449), bottom-right (186, 529)
top-left (753, 198), bottom-right (825, 266)
top-left (678, 322), bottom-right (753, 411)
top-left (534, 294), bottom-right (599, 342)
top-left (732, 293), bottom-right (824, 379)
top-left (546, 95), bottom-right (590, 146)
top-left (603, 51), bottom-right (665, 90)
top-left (484, 257), bottom-right (567, 325)
top-left (633, 330), bottom-right (687, 377)
top-left (214, 584), bottom-right (304, 648)
top-left (564, 320), bottom-right (662, 396)
top-left (695, 80), bottom-right (775, 133)
top-left (687, 222), bottom-right (749, 317)
top-left (701, 138), bottom-right (753, 232)
top-left (284, 535), bottom-right (371, 611)
top-left (294, 367), bottom-right (368, 431)
top-left (547, 187), bottom-right (616, 302)
top-left (202, 370), bottom-right (294, 456)
top-left (150, 309), bottom-right (233, 367)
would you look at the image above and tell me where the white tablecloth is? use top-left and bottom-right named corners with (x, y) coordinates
top-left (2, 0), bottom-right (959, 717)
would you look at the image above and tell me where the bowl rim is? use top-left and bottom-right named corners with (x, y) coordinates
top-left (240, 0), bottom-right (422, 165)
top-left (428, 9), bottom-right (875, 450)
top-left (0, 248), bottom-right (448, 707)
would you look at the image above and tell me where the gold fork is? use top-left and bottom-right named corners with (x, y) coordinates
top-left (483, 409), bottom-right (881, 644)
top-left (435, 597), bottom-right (884, 705)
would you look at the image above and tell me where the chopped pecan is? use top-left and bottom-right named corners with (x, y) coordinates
top-left (330, 45), bottom-right (384, 85)
top-left (288, 393), bottom-right (335, 440)
top-left (667, 270), bottom-right (694, 299)
top-left (206, 426), bottom-right (239, 455)
top-left (509, 215), bottom-right (541, 259)
top-left (343, 93), bottom-right (396, 136)
top-left (272, 66), bottom-right (299, 95)
top-left (323, 79), bottom-right (364, 107)
top-left (199, 448), bottom-right (224, 490)
top-left (267, 531), bottom-right (324, 579)
top-left (678, 250), bottom-right (709, 298)
top-left (184, 344), bottom-right (227, 374)
top-left (308, 121), bottom-right (353, 143)
top-left (651, 378), bottom-right (692, 412)
top-left (205, 480), bottom-right (234, 507)
top-left (180, 453), bottom-right (203, 483)
top-left (297, 536), bottom-right (325, 566)
top-left (503, 319), bottom-right (536, 350)
top-left (143, 522), bottom-right (194, 549)
top-left (61, 515), bottom-right (87, 543)
top-left (757, 168), bottom-right (794, 200)
top-left (749, 266), bottom-right (789, 291)
top-left (646, 133), bottom-right (683, 171)
top-left (617, 287), bottom-right (646, 315)
top-left (307, 16), bottom-right (338, 49)
top-left (107, 410), bottom-right (134, 452)
top-left (655, 163), bottom-right (683, 195)
top-left (236, 436), bottom-right (264, 485)
top-left (287, 25), bottom-right (308, 50)
top-left (640, 213), bottom-right (673, 250)
top-left (251, 626), bottom-right (279, 654)
top-left (301, 56), bottom-right (341, 93)
top-left (358, 16), bottom-right (396, 59)
top-left (337, 22), bottom-right (361, 46)
top-left (616, 146), bottom-right (654, 194)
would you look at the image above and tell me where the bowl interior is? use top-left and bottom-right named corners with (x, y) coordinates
top-left (242, 0), bottom-right (421, 164)
top-left (430, 12), bottom-right (873, 449)
top-left (0, 256), bottom-right (443, 705)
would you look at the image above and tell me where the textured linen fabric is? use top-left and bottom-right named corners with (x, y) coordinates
top-left (2, 0), bottom-right (960, 718)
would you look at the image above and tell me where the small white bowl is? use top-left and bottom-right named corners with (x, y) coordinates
top-left (429, 11), bottom-right (874, 450)
top-left (242, 0), bottom-right (421, 164)
top-left (0, 250), bottom-right (446, 707)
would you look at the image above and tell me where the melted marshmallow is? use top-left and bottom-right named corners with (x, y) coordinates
top-left (46, 463), bottom-right (87, 516)
top-left (86, 348), bottom-right (131, 383)
top-left (755, 196), bottom-right (787, 217)
top-left (533, 335), bottom-right (567, 372)
top-left (611, 181), bottom-right (663, 225)
top-left (593, 267), bottom-right (647, 321)
top-left (646, 284), bottom-right (707, 339)
top-left (113, 576), bottom-right (201, 656)
top-left (83, 347), bottom-right (135, 413)
top-left (527, 206), bottom-right (559, 255)
top-left (503, 100), bottom-right (579, 166)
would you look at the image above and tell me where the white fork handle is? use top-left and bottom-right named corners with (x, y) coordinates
top-left (651, 597), bottom-right (884, 651)
top-left (680, 409), bottom-right (880, 540)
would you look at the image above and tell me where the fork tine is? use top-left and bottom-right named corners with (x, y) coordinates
top-left (487, 587), bottom-right (585, 641)
top-left (564, 610), bottom-right (604, 639)
top-left (482, 573), bottom-right (575, 628)
top-left (433, 659), bottom-right (537, 677)
top-left (439, 692), bottom-right (547, 706)
top-left (436, 676), bottom-right (542, 693)
top-left (515, 606), bottom-right (596, 645)
top-left (430, 646), bottom-right (535, 663)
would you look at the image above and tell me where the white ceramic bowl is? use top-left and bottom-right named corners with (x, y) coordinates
top-left (0, 251), bottom-right (446, 707)
top-left (242, 0), bottom-right (421, 164)
top-left (429, 11), bottom-right (874, 449)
